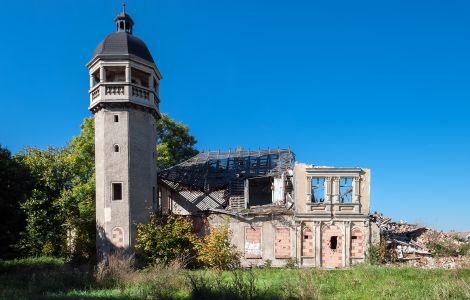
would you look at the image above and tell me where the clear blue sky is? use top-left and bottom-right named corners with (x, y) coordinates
top-left (1, 0), bottom-right (469, 231)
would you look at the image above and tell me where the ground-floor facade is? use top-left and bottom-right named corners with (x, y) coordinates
top-left (206, 213), bottom-right (379, 268)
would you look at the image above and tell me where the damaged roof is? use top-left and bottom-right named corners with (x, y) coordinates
top-left (158, 148), bottom-right (295, 192)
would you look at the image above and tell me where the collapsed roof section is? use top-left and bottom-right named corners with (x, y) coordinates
top-left (158, 148), bottom-right (295, 194)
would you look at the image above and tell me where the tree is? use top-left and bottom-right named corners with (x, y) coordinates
top-left (0, 146), bottom-right (33, 259)
top-left (156, 114), bottom-right (199, 170)
top-left (16, 147), bottom-right (72, 256)
top-left (16, 118), bottom-right (95, 259)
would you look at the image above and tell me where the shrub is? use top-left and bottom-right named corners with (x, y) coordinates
top-left (366, 244), bottom-right (381, 265)
top-left (135, 213), bottom-right (199, 266)
top-left (285, 257), bottom-right (298, 269)
top-left (197, 223), bottom-right (240, 270)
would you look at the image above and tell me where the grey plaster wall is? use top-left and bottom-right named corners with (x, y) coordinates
top-left (95, 107), bottom-right (156, 253)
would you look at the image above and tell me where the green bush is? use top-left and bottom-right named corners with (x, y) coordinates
top-left (135, 213), bottom-right (199, 265)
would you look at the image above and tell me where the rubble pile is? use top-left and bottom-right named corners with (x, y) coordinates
top-left (370, 213), bottom-right (470, 269)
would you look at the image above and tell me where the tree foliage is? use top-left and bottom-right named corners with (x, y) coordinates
top-left (0, 146), bottom-right (33, 259)
top-left (135, 214), bottom-right (199, 265)
top-left (16, 118), bottom-right (95, 259)
top-left (197, 223), bottom-right (241, 270)
top-left (156, 114), bottom-right (198, 170)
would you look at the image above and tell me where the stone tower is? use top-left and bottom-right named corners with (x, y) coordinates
top-left (87, 7), bottom-right (161, 256)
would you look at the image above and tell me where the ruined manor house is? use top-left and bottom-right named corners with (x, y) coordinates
top-left (89, 8), bottom-right (378, 268)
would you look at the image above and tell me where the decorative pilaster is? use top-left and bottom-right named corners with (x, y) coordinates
top-left (344, 221), bottom-right (351, 267)
top-left (332, 177), bottom-right (340, 203)
top-left (125, 66), bottom-right (131, 83)
top-left (314, 221), bottom-right (321, 267)
top-left (353, 177), bottom-right (361, 203)
top-left (306, 176), bottom-right (312, 202)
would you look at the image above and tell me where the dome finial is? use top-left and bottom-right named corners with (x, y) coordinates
top-left (115, 2), bottom-right (134, 34)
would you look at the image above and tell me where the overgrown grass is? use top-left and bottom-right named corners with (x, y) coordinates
top-left (2, 257), bottom-right (470, 299)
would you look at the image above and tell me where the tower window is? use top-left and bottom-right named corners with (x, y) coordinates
top-left (112, 183), bottom-right (123, 201)
top-left (114, 115), bottom-right (119, 122)
top-left (114, 145), bottom-right (120, 152)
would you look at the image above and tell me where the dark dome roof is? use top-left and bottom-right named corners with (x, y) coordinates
top-left (92, 32), bottom-right (155, 63)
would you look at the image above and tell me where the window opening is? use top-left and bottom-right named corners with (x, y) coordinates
top-left (112, 183), bottom-right (122, 201)
top-left (114, 115), bottom-right (119, 122)
top-left (131, 68), bottom-right (149, 88)
top-left (330, 236), bottom-right (338, 250)
top-left (311, 177), bottom-right (325, 203)
top-left (105, 66), bottom-right (125, 82)
top-left (114, 145), bottom-right (120, 153)
top-left (248, 177), bottom-right (272, 207)
top-left (339, 177), bottom-right (353, 203)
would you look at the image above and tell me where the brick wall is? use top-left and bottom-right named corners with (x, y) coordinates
top-left (351, 227), bottom-right (364, 257)
top-left (321, 224), bottom-right (343, 268)
top-left (302, 226), bottom-right (314, 257)
top-left (275, 227), bottom-right (291, 258)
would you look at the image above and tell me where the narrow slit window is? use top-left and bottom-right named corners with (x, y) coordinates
top-left (330, 236), bottom-right (338, 250)
top-left (112, 183), bottom-right (122, 201)
top-left (114, 145), bottom-right (120, 152)
top-left (114, 115), bottom-right (119, 122)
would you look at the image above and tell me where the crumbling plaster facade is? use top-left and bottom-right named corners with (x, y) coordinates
top-left (159, 161), bottom-right (376, 268)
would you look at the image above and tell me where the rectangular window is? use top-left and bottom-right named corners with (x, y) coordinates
top-left (339, 178), bottom-right (353, 203)
top-left (114, 115), bottom-right (119, 122)
top-left (112, 183), bottom-right (122, 201)
top-left (311, 178), bottom-right (325, 203)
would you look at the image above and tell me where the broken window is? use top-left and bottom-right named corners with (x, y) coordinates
top-left (248, 177), bottom-right (272, 207)
top-left (339, 177), bottom-right (353, 203)
top-left (311, 177), bottom-right (325, 203)
top-left (330, 236), bottom-right (338, 250)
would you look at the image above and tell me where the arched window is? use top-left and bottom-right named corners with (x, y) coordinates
top-left (114, 145), bottom-right (120, 152)
top-left (111, 227), bottom-right (124, 248)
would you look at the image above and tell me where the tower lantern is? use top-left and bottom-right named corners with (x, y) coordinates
top-left (87, 6), bottom-right (161, 256)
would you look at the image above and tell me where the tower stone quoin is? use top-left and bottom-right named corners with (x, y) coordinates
top-left (87, 7), bottom-right (161, 256)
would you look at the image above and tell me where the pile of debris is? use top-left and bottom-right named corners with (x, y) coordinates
top-left (370, 213), bottom-right (470, 269)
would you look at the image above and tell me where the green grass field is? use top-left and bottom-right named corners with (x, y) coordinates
top-left (1, 257), bottom-right (470, 299)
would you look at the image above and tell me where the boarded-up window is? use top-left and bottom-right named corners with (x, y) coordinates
top-left (245, 227), bottom-right (262, 258)
top-left (351, 228), bottom-right (364, 257)
top-left (302, 226), bottom-right (313, 257)
top-left (275, 228), bottom-right (291, 258)
top-left (111, 227), bottom-right (124, 248)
